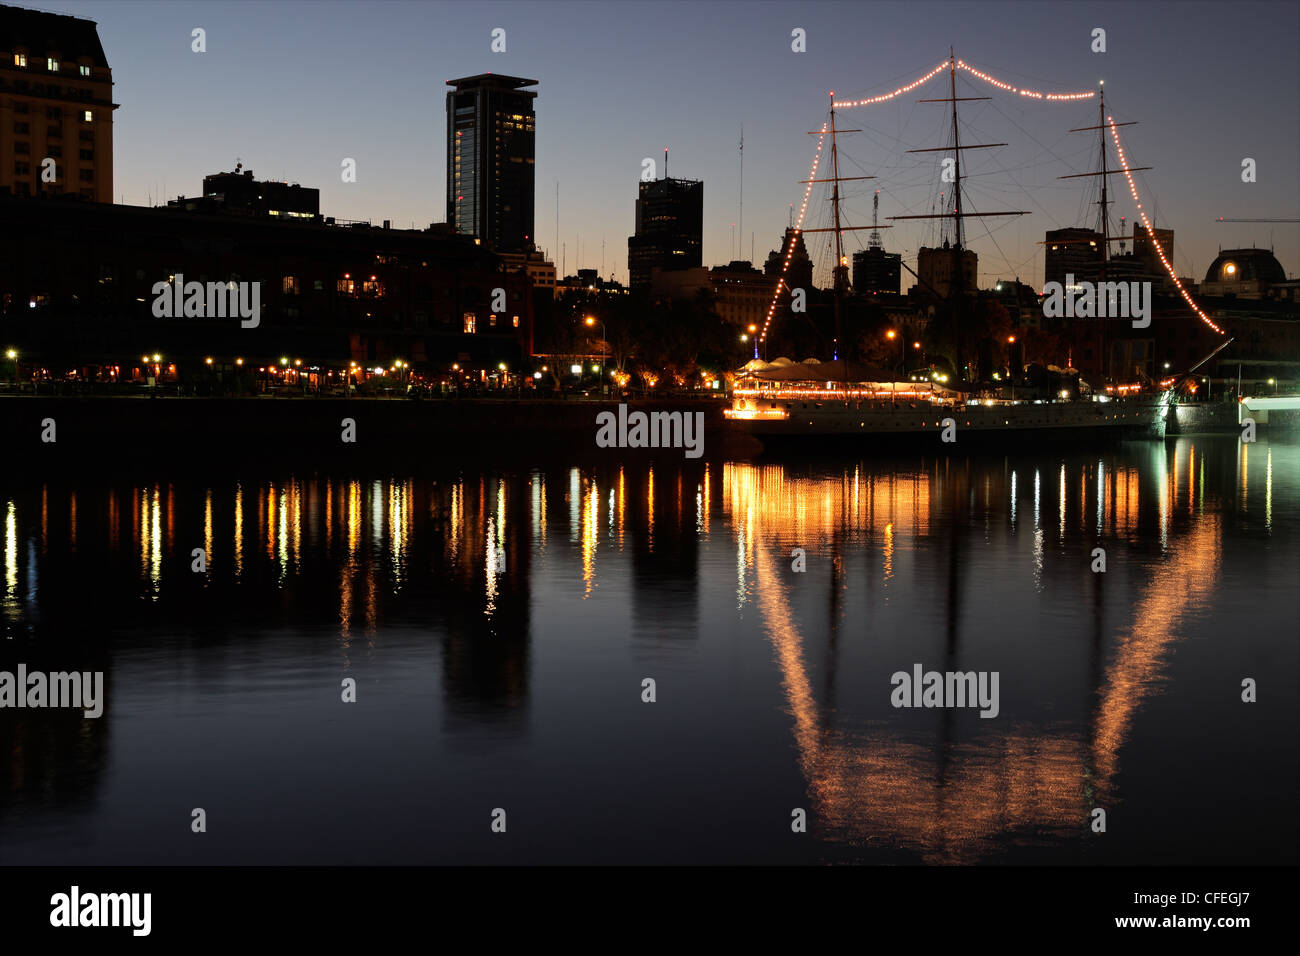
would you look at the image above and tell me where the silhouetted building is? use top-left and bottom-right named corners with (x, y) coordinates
top-left (911, 242), bottom-right (977, 298)
top-left (852, 247), bottom-right (901, 295)
top-left (446, 73), bottom-right (537, 252)
top-left (1201, 248), bottom-right (1285, 299)
top-left (0, 192), bottom-right (534, 371)
top-left (497, 248), bottom-right (555, 294)
top-left (1133, 223), bottom-right (1173, 272)
top-left (0, 3), bottom-right (116, 201)
top-left (709, 260), bottom-right (769, 329)
top-left (764, 227), bottom-right (813, 293)
top-left (1043, 228), bottom-right (1102, 289)
top-left (168, 166), bottom-right (320, 219)
top-left (627, 173), bottom-right (703, 292)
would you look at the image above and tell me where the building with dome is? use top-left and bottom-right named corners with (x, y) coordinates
top-left (1201, 248), bottom-right (1288, 299)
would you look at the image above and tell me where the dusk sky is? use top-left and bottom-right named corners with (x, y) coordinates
top-left (29, 0), bottom-right (1300, 290)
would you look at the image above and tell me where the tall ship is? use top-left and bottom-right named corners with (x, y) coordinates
top-left (725, 50), bottom-right (1205, 446)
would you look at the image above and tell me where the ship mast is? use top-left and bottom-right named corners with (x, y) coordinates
top-left (1053, 87), bottom-right (1152, 381)
top-left (889, 48), bottom-right (1029, 384)
top-left (1098, 85), bottom-right (1108, 280)
top-left (829, 92), bottom-right (847, 359)
top-left (800, 93), bottom-right (880, 369)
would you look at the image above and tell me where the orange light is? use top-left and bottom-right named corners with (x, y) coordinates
top-left (886, 330), bottom-right (896, 340)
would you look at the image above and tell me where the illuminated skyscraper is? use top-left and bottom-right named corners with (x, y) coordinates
top-left (446, 73), bottom-right (537, 252)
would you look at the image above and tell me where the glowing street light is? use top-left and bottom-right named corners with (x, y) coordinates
top-left (4, 349), bottom-right (16, 360)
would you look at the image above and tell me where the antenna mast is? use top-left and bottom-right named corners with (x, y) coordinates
top-left (739, 124), bottom-right (744, 262)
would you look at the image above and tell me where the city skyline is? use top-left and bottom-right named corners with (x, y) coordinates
top-left (12, 0), bottom-right (1300, 292)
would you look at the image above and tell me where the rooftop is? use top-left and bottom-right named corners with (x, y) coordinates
top-left (0, 2), bottom-right (110, 68)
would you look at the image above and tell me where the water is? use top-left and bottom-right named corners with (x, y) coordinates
top-left (1, 437), bottom-right (1296, 865)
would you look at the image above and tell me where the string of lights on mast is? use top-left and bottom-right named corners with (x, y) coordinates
top-left (758, 56), bottom-right (1218, 346)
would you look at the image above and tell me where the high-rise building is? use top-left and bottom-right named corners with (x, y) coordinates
top-left (446, 74), bottom-right (537, 252)
top-left (1043, 227), bottom-right (1102, 289)
top-left (852, 247), bottom-right (901, 295)
top-left (627, 173), bottom-right (703, 293)
top-left (0, 3), bottom-right (115, 202)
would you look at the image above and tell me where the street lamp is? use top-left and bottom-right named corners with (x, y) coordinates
top-left (885, 329), bottom-right (904, 377)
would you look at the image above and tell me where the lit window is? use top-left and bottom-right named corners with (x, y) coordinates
top-left (82, 110), bottom-right (92, 122)
top-left (489, 314), bottom-right (497, 327)
top-left (463, 313), bottom-right (476, 334)
top-left (14, 53), bottom-right (26, 67)
top-left (79, 64), bottom-right (90, 76)
top-left (47, 58), bottom-right (58, 71)
top-left (282, 276), bottom-right (299, 294)
top-left (512, 315), bottom-right (520, 328)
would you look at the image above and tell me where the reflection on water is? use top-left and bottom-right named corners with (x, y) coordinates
top-left (0, 437), bottom-right (1296, 865)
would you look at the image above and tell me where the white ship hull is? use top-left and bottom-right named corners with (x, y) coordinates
top-left (726, 394), bottom-right (1168, 445)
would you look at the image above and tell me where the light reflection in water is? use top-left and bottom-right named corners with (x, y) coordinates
top-left (1059, 464), bottom-right (1066, 541)
top-left (722, 457), bottom-right (1226, 863)
top-left (1266, 447), bottom-right (1273, 530)
top-left (581, 477), bottom-right (598, 598)
top-left (4, 500), bottom-right (16, 610)
top-left (234, 482), bottom-right (243, 577)
top-left (0, 446), bottom-right (1282, 864)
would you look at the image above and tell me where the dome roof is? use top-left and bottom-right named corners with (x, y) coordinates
top-left (1205, 248), bottom-right (1286, 284)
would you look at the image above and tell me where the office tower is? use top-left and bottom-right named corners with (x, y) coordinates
top-left (446, 73), bottom-right (537, 252)
top-left (627, 171), bottom-right (703, 293)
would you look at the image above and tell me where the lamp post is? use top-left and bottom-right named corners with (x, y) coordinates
top-left (4, 348), bottom-right (16, 384)
top-left (1007, 335), bottom-right (1016, 401)
top-left (885, 330), bottom-right (899, 406)
top-left (585, 316), bottom-right (606, 391)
